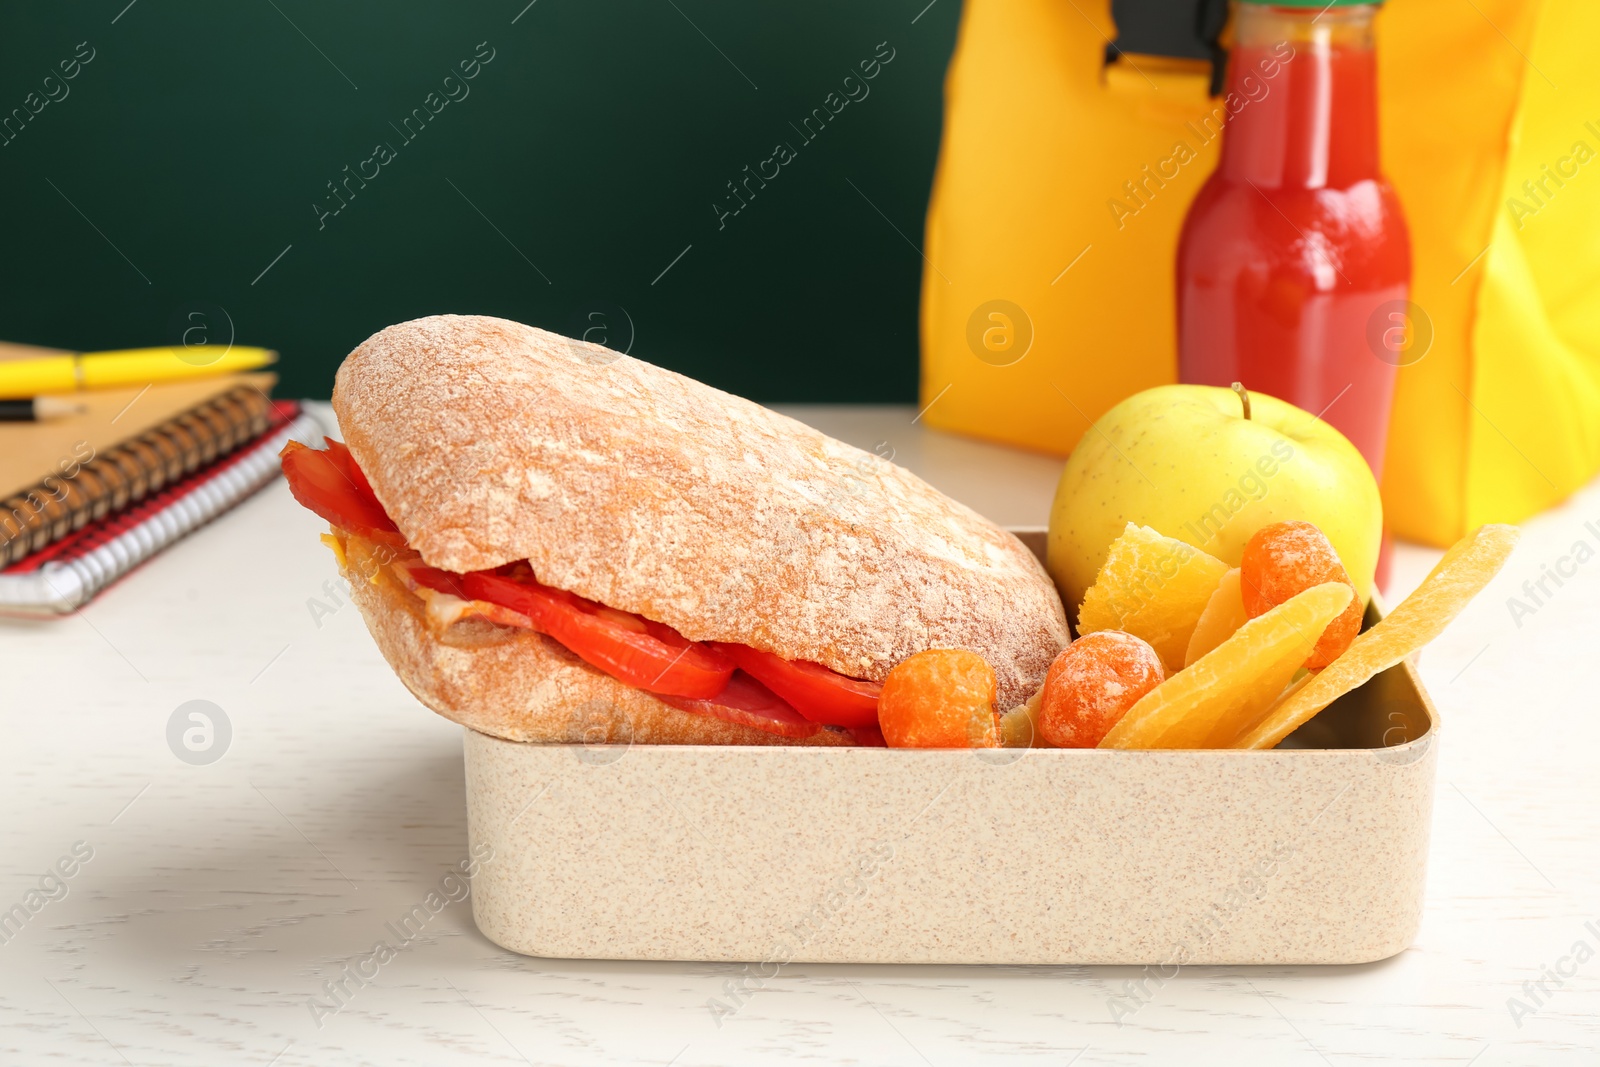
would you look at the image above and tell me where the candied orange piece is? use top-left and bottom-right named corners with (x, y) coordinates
top-left (879, 649), bottom-right (999, 748)
top-left (1038, 631), bottom-right (1165, 748)
top-left (1077, 523), bottom-right (1229, 674)
top-left (1236, 524), bottom-right (1519, 750)
top-left (1098, 582), bottom-right (1353, 749)
top-left (1241, 521), bottom-right (1362, 669)
top-left (1184, 568), bottom-right (1248, 667)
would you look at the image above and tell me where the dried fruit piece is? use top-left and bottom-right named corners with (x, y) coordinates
top-left (1241, 521), bottom-right (1363, 669)
top-left (1098, 582), bottom-right (1353, 750)
top-left (1077, 523), bottom-right (1230, 673)
top-left (879, 649), bottom-right (999, 748)
top-left (1184, 568), bottom-right (1248, 667)
top-left (999, 691), bottom-right (1042, 748)
top-left (1038, 631), bottom-right (1165, 748)
top-left (1236, 524), bottom-right (1519, 750)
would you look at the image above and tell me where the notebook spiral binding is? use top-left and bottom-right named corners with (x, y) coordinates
top-left (0, 385), bottom-right (273, 568)
top-left (0, 404), bottom-right (322, 614)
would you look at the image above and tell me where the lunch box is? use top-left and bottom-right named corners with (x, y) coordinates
top-left (463, 530), bottom-right (1437, 964)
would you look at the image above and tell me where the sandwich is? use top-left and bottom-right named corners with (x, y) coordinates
top-left (280, 314), bottom-right (1069, 746)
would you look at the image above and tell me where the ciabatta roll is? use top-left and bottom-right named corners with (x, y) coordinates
top-left (322, 314), bottom-right (1069, 744)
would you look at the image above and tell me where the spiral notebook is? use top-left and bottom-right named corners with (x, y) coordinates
top-left (0, 365), bottom-right (321, 614)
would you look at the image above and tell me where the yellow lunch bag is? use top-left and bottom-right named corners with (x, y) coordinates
top-left (919, 0), bottom-right (1600, 547)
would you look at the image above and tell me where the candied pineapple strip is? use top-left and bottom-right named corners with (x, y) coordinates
top-left (1077, 523), bottom-right (1229, 673)
top-left (1184, 567), bottom-right (1248, 667)
top-left (1098, 582), bottom-right (1353, 750)
top-left (999, 691), bottom-right (1044, 748)
top-left (1234, 524), bottom-right (1519, 750)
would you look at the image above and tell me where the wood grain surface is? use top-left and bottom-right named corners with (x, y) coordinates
top-left (1, 403), bottom-right (1596, 1065)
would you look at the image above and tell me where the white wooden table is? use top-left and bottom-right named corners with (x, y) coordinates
top-left (2, 403), bottom-right (1597, 1066)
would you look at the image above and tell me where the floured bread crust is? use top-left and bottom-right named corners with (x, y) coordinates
top-left (342, 544), bottom-right (851, 746)
top-left (334, 314), bottom-right (1069, 707)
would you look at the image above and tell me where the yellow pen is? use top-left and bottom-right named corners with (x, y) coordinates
top-left (0, 346), bottom-right (277, 399)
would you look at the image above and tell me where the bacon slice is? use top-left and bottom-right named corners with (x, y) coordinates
top-left (654, 671), bottom-right (821, 740)
top-left (847, 724), bottom-right (888, 747)
top-left (391, 559), bottom-right (535, 632)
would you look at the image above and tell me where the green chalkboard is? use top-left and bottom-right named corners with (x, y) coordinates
top-left (0, 1), bottom-right (961, 402)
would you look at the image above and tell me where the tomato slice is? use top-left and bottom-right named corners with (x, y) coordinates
top-left (654, 671), bottom-right (820, 739)
top-left (710, 642), bottom-right (882, 729)
top-left (462, 571), bottom-right (735, 699)
top-left (406, 564), bottom-right (747, 703)
top-left (280, 440), bottom-right (406, 546)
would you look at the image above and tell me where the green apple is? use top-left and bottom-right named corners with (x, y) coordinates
top-left (1047, 384), bottom-right (1382, 621)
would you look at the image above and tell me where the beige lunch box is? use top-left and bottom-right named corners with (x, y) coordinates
top-left (461, 530), bottom-right (1435, 965)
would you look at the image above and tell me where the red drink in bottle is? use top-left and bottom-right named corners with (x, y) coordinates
top-left (1177, 1), bottom-right (1411, 482)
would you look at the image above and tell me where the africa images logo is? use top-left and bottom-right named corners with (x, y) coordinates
top-left (305, 844), bottom-right (495, 1028)
top-left (167, 700), bottom-right (231, 766)
top-left (711, 41), bottom-right (896, 231)
top-left (312, 41), bottom-right (497, 230)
